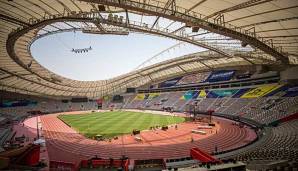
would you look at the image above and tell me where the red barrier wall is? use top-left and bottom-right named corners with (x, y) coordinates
top-left (280, 112), bottom-right (298, 123)
top-left (190, 148), bottom-right (218, 163)
top-left (81, 159), bottom-right (129, 171)
top-left (24, 145), bottom-right (40, 166)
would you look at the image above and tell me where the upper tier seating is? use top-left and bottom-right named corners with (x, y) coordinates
top-left (176, 72), bottom-right (211, 85)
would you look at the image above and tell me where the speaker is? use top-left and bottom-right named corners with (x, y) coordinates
top-left (241, 41), bottom-right (248, 47)
top-left (98, 5), bottom-right (106, 11)
top-left (192, 27), bottom-right (199, 32)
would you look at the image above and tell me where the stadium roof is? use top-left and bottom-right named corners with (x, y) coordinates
top-left (0, 0), bottom-right (297, 98)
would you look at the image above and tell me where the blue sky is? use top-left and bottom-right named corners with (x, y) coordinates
top-left (31, 31), bottom-right (204, 81)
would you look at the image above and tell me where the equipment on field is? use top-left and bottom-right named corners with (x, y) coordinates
top-left (134, 136), bottom-right (142, 142)
top-left (191, 130), bottom-right (206, 135)
top-left (132, 129), bottom-right (140, 135)
top-left (161, 126), bottom-right (168, 131)
top-left (95, 134), bottom-right (104, 141)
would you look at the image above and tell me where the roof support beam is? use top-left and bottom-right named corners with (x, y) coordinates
top-left (0, 65), bottom-right (80, 93)
top-left (0, 75), bottom-right (14, 81)
top-left (171, 25), bottom-right (185, 34)
top-left (188, 31), bottom-right (210, 37)
top-left (205, 0), bottom-right (274, 19)
top-left (165, 0), bottom-right (207, 30)
top-left (0, 1), bottom-right (38, 19)
top-left (90, 3), bottom-right (106, 31)
top-left (135, 42), bottom-right (184, 70)
top-left (81, 0), bottom-right (289, 63)
top-left (240, 16), bottom-right (298, 28)
top-left (288, 53), bottom-right (298, 58)
top-left (227, 5), bottom-right (298, 23)
top-left (177, 65), bottom-right (187, 73)
top-left (151, 0), bottom-right (175, 29)
top-left (94, 22), bottom-right (106, 31)
top-left (31, 0), bottom-right (78, 29)
top-left (0, 84), bottom-right (62, 99)
top-left (147, 74), bottom-right (153, 81)
top-left (261, 35), bottom-right (298, 39)
top-left (256, 27), bottom-right (298, 33)
top-left (198, 61), bottom-right (212, 70)
top-left (125, 9), bottom-right (130, 26)
top-left (273, 42), bottom-right (298, 45)
top-left (0, 14), bottom-right (30, 27)
top-left (188, 0), bottom-right (208, 11)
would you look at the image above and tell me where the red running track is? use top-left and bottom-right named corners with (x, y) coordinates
top-left (24, 112), bottom-right (257, 166)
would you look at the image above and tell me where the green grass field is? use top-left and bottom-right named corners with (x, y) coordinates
top-left (58, 111), bottom-right (185, 138)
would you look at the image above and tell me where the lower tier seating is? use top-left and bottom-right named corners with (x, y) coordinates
top-left (231, 119), bottom-right (298, 162)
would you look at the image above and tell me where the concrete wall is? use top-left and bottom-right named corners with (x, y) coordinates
top-left (280, 66), bottom-right (298, 84)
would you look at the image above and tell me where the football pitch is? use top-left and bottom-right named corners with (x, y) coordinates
top-left (58, 111), bottom-right (185, 138)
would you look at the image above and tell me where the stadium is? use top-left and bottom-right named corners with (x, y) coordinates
top-left (0, 0), bottom-right (298, 170)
